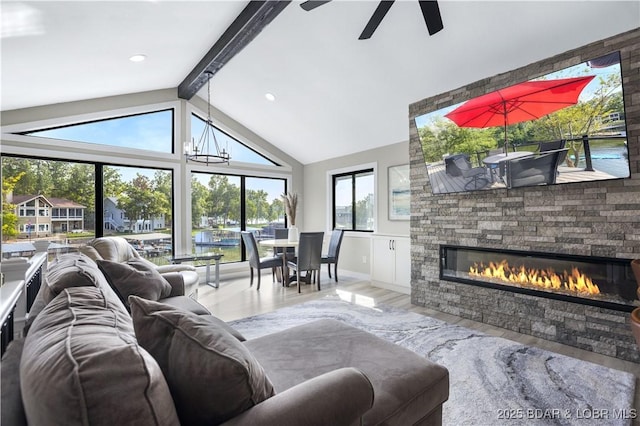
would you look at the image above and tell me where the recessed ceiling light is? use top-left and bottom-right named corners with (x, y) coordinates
top-left (129, 54), bottom-right (147, 63)
top-left (265, 93), bottom-right (276, 101)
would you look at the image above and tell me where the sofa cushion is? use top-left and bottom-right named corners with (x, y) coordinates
top-left (88, 236), bottom-right (141, 263)
top-left (200, 314), bottom-right (247, 342)
top-left (25, 252), bottom-right (119, 335)
top-left (41, 252), bottom-right (108, 304)
top-left (245, 318), bottom-right (450, 426)
top-left (159, 295), bottom-right (211, 315)
top-left (78, 244), bottom-right (104, 261)
top-left (129, 296), bottom-right (275, 426)
top-left (1, 339), bottom-right (27, 426)
top-left (96, 258), bottom-right (172, 309)
top-left (20, 287), bottom-right (180, 426)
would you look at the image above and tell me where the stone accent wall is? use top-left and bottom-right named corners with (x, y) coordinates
top-left (409, 28), bottom-right (640, 362)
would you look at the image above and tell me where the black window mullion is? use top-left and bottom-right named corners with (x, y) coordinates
top-left (240, 176), bottom-right (247, 262)
top-left (331, 175), bottom-right (338, 229)
top-left (96, 164), bottom-right (104, 238)
top-left (351, 174), bottom-right (357, 230)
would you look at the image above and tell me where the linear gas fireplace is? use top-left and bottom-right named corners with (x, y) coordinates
top-left (440, 245), bottom-right (637, 312)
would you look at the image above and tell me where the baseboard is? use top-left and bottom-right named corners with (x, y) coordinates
top-left (371, 280), bottom-right (411, 295)
top-left (337, 270), bottom-right (370, 281)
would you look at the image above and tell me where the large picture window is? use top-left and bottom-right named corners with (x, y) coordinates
top-left (333, 169), bottom-right (374, 231)
top-left (191, 114), bottom-right (278, 166)
top-left (1, 156), bottom-right (173, 264)
top-left (102, 165), bottom-right (173, 261)
top-left (1, 156), bottom-right (96, 250)
top-left (191, 172), bottom-right (286, 262)
top-left (19, 109), bottom-right (174, 153)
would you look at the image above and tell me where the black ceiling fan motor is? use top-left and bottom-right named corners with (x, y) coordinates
top-left (300, 0), bottom-right (444, 40)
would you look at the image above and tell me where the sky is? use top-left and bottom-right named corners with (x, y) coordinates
top-left (28, 110), bottom-right (277, 166)
top-left (26, 108), bottom-right (286, 202)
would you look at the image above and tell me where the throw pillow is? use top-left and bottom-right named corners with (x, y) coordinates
top-left (129, 296), bottom-right (275, 426)
top-left (44, 252), bottom-right (106, 296)
top-left (200, 314), bottom-right (247, 342)
top-left (25, 253), bottom-right (121, 335)
top-left (21, 287), bottom-right (180, 426)
top-left (96, 258), bottom-right (172, 309)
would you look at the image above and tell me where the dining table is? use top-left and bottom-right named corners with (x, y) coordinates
top-left (482, 151), bottom-right (534, 182)
top-left (258, 238), bottom-right (299, 287)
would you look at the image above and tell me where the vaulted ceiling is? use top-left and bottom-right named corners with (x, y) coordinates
top-left (2, 1), bottom-right (638, 164)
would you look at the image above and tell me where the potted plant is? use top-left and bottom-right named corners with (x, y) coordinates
top-left (281, 192), bottom-right (298, 242)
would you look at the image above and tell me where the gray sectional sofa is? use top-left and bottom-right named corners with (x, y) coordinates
top-left (1, 251), bottom-right (449, 425)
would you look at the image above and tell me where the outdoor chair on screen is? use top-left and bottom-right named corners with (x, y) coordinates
top-left (505, 148), bottom-right (568, 189)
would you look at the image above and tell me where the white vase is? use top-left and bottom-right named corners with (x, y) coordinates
top-left (288, 226), bottom-right (299, 242)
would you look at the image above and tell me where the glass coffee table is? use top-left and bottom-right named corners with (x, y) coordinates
top-left (168, 253), bottom-right (224, 288)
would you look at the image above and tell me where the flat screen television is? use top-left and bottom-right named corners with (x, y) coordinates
top-left (414, 51), bottom-right (630, 195)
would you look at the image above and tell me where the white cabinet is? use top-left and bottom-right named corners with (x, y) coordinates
top-left (370, 235), bottom-right (410, 294)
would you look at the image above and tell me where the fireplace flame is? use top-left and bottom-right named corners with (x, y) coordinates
top-left (469, 260), bottom-right (600, 295)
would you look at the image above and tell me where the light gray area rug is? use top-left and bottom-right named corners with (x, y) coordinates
top-left (229, 296), bottom-right (636, 426)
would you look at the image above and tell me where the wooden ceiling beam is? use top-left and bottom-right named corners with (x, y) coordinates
top-left (178, 1), bottom-right (291, 100)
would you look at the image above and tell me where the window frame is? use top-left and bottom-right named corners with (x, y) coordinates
top-left (190, 113), bottom-right (280, 167)
top-left (1, 153), bottom-right (175, 251)
top-left (16, 108), bottom-right (175, 154)
top-left (329, 164), bottom-right (377, 232)
top-left (190, 170), bottom-right (287, 263)
top-left (1, 99), bottom-right (295, 257)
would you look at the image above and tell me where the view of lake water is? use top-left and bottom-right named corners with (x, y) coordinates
top-left (573, 146), bottom-right (630, 178)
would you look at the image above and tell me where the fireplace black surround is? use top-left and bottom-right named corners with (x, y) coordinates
top-left (440, 245), bottom-right (637, 312)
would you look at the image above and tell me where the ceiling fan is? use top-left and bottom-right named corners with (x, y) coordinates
top-left (300, 0), bottom-right (444, 40)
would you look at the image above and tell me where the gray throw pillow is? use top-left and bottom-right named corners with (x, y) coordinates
top-left (44, 253), bottom-right (107, 302)
top-left (20, 287), bottom-right (180, 426)
top-left (96, 258), bottom-right (172, 309)
top-left (201, 314), bottom-right (247, 342)
top-left (129, 296), bottom-right (275, 426)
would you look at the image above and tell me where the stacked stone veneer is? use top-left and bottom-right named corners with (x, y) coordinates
top-left (409, 28), bottom-right (640, 362)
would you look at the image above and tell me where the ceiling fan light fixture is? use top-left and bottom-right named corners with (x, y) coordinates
top-left (185, 71), bottom-right (231, 166)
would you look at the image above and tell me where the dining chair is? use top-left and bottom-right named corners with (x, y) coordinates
top-left (538, 139), bottom-right (568, 168)
top-left (274, 228), bottom-right (295, 258)
top-left (272, 228), bottom-right (295, 285)
top-left (505, 149), bottom-right (567, 189)
top-left (453, 156), bottom-right (489, 190)
top-left (240, 231), bottom-right (281, 290)
top-left (321, 229), bottom-right (344, 282)
top-left (288, 232), bottom-right (324, 293)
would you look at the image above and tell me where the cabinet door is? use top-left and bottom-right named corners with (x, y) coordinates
top-left (392, 238), bottom-right (411, 286)
top-left (371, 237), bottom-right (394, 284)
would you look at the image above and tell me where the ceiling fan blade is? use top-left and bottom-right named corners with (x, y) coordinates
top-left (418, 1), bottom-right (443, 35)
top-left (300, 1), bottom-right (331, 11)
top-left (358, 1), bottom-right (395, 40)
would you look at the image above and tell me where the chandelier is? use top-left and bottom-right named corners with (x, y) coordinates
top-left (185, 71), bottom-right (230, 165)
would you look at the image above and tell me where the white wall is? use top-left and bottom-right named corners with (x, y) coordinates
top-left (302, 141), bottom-right (409, 275)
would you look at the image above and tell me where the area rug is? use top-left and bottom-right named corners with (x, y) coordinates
top-left (229, 295), bottom-right (636, 426)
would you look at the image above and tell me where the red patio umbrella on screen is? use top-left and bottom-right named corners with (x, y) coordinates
top-left (444, 76), bottom-right (595, 152)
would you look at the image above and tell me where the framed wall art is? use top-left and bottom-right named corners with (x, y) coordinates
top-left (388, 164), bottom-right (410, 220)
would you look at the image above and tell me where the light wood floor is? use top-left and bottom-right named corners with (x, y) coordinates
top-left (196, 268), bottom-right (640, 414)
